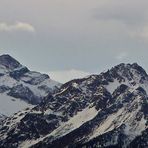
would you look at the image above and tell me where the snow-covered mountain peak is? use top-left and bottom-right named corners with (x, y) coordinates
top-left (57, 63), bottom-right (148, 99)
top-left (109, 63), bottom-right (148, 83)
top-left (0, 54), bottom-right (22, 71)
top-left (0, 54), bottom-right (61, 116)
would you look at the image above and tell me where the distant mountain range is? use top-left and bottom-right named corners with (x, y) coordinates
top-left (0, 54), bottom-right (61, 116)
top-left (0, 59), bottom-right (147, 148)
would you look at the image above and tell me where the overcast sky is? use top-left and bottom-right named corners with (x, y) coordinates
top-left (0, 0), bottom-right (148, 82)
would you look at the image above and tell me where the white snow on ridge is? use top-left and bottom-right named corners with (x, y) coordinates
top-left (0, 70), bottom-right (61, 116)
top-left (20, 107), bottom-right (99, 148)
top-left (105, 79), bottom-right (121, 94)
top-left (0, 75), bottom-right (17, 88)
top-left (0, 72), bottom-right (61, 117)
top-left (89, 96), bottom-right (146, 141)
top-left (50, 107), bottom-right (99, 138)
top-left (90, 108), bottom-right (125, 139)
top-left (0, 93), bottom-right (30, 116)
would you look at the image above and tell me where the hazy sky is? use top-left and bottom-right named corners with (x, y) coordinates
top-left (0, 0), bottom-right (148, 82)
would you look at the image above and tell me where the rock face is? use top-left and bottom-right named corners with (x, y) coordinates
top-left (0, 54), bottom-right (61, 116)
top-left (0, 63), bottom-right (148, 148)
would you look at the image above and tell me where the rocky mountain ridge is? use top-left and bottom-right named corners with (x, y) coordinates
top-left (0, 63), bottom-right (147, 148)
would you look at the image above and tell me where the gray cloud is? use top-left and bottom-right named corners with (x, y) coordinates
top-left (93, 0), bottom-right (148, 24)
top-left (0, 0), bottom-right (148, 75)
top-left (93, 0), bottom-right (148, 41)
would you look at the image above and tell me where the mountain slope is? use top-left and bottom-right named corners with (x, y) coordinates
top-left (0, 54), bottom-right (61, 116)
top-left (0, 63), bottom-right (147, 148)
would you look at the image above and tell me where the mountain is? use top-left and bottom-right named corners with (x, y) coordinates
top-left (0, 63), bottom-right (147, 148)
top-left (0, 54), bottom-right (61, 116)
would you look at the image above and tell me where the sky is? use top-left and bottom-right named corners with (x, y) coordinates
top-left (0, 0), bottom-right (148, 82)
